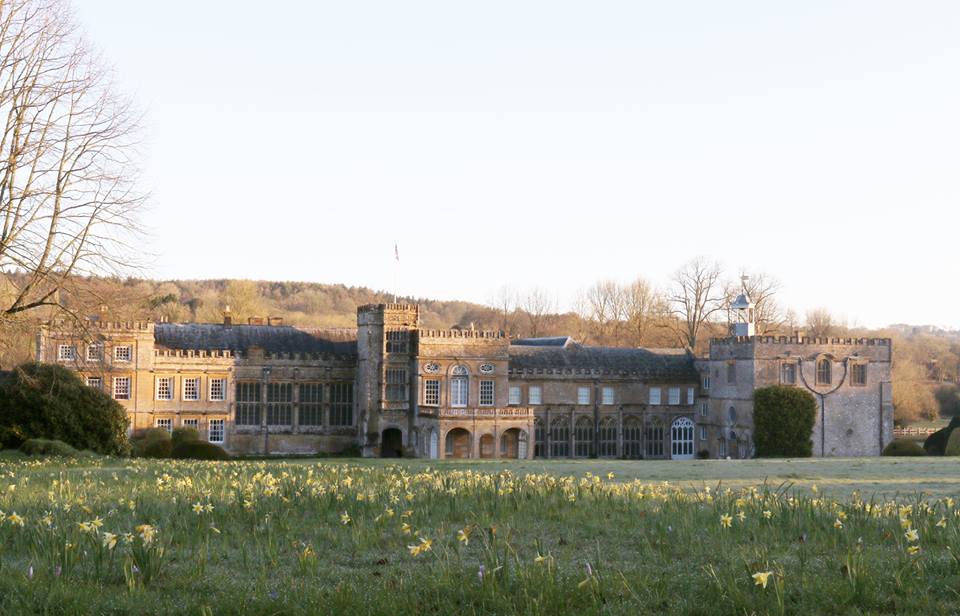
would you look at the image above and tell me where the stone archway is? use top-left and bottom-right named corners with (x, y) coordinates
top-left (380, 428), bottom-right (403, 458)
top-left (499, 428), bottom-right (528, 459)
top-left (445, 428), bottom-right (472, 459)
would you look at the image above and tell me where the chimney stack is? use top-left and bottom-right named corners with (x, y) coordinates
top-left (223, 305), bottom-right (232, 326)
top-left (268, 316), bottom-right (284, 327)
top-left (794, 329), bottom-right (805, 342)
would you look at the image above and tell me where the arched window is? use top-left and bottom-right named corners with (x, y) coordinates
top-left (574, 416), bottom-right (593, 457)
top-left (623, 416), bottom-right (642, 459)
top-left (450, 365), bottom-right (469, 407)
top-left (534, 417), bottom-right (545, 457)
top-left (816, 358), bottom-right (832, 385)
top-left (728, 406), bottom-right (737, 423)
top-left (737, 436), bottom-right (749, 460)
top-left (671, 417), bottom-right (695, 459)
top-left (549, 416), bottom-right (570, 458)
top-left (645, 418), bottom-right (664, 458)
top-left (598, 416), bottom-right (618, 458)
top-left (718, 437), bottom-right (727, 458)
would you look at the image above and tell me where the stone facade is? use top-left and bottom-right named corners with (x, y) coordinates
top-left (38, 302), bottom-right (893, 459)
top-left (703, 335), bottom-right (893, 457)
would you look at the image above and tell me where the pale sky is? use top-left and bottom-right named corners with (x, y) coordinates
top-left (73, 1), bottom-right (960, 329)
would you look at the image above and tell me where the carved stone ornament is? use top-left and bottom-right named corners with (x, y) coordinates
top-left (451, 365), bottom-right (468, 376)
top-left (423, 362), bottom-right (440, 374)
top-left (479, 363), bottom-right (495, 374)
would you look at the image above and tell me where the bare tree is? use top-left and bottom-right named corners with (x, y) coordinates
top-left (805, 308), bottom-right (835, 338)
top-left (520, 287), bottom-right (554, 338)
top-left (0, 0), bottom-right (144, 324)
top-left (489, 284), bottom-right (518, 335)
top-left (581, 280), bottom-right (621, 345)
top-left (667, 257), bottom-right (725, 350)
top-left (622, 277), bottom-right (667, 347)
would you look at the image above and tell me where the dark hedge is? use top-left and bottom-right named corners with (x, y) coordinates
top-left (0, 363), bottom-right (129, 456)
top-left (753, 385), bottom-right (817, 458)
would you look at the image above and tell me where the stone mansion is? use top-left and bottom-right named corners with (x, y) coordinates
top-left (38, 297), bottom-right (894, 459)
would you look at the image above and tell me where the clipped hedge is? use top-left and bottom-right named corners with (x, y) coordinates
top-left (753, 385), bottom-right (818, 457)
top-left (171, 427), bottom-right (201, 448)
top-left (924, 416), bottom-right (960, 456)
top-left (171, 441), bottom-right (229, 460)
top-left (131, 428), bottom-right (173, 458)
top-left (881, 439), bottom-right (927, 457)
top-left (19, 438), bottom-right (81, 457)
top-left (946, 430), bottom-right (960, 456)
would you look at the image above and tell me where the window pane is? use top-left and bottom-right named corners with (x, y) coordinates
top-left (479, 380), bottom-right (494, 406)
top-left (423, 379), bottom-right (440, 406)
top-left (330, 383), bottom-right (353, 426)
top-left (299, 383), bottom-right (323, 426)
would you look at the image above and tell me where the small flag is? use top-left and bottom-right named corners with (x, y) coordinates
top-left (394, 242), bottom-right (399, 262)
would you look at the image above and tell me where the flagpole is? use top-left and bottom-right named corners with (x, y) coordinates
top-left (393, 242), bottom-right (399, 304)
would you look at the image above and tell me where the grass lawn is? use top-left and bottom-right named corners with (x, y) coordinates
top-left (0, 456), bottom-right (958, 615)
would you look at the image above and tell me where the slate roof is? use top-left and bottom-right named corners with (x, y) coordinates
top-left (511, 336), bottom-right (574, 348)
top-left (154, 324), bottom-right (357, 355)
top-left (508, 342), bottom-right (696, 379)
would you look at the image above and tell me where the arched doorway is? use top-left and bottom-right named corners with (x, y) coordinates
top-left (445, 428), bottom-right (471, 459)
top-left (429, 429), bottom-right (439, 459)
top-left (499, 428), bottom-right (528, 459)
top-left (479, 433), bottom-right (495, 458)
top-left (381, 428), bottom-right (403, 458)
top-left (671, 417), bottom-right (695, 460)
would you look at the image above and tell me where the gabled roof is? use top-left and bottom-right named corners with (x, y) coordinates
top-left (508, 342), bottom-right (696, 379)
top-left (154, 323), bottom-right (357, 355)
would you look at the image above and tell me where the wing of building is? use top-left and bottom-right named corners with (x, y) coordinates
top-left (37, 302), bottom-right (893, 458)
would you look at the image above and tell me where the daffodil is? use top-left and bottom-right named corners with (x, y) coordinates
top-left (936, 517), bottom-right (947, 528)
top-left (833, 519), bottom-right (843, 529)
top-left (906, 545), bottom-right (921, 555)
top-left (457, 527), bottom-right (471, 546)
top-left (720, 514), bottom-right (732, 528)
top-left (340, 511), bottom-right (351, 525)
top-left (136, 523), bottom-right (156, 544)
top-left (102, 532), bottom-right (117, 550)
top-left (904, 528), bottom-right (919, 542)
top-left (7, 512), bottom-right (24, 527)
top-left (763, 510), bottom-right (773, 519)
top-left (192, 502), bottom-right (204, 514)
top-left (752, 571), bottom-right (773, 589)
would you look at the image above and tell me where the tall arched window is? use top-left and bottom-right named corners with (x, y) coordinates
top-left (670, 417), bottom-right (695, 459)
top-left (718, 437), bottom-right (727, 458)
top-left (623, 416), bottom-right (642, 458)
top-left (645, 418), bottom-right (664, 458)
top-left (816, 358), bottom-right (832, 385)
top-left (598, 416), bottom-right (618, 457)
top-left (574, 416), bottom-right (593, 457)
top-left (549, 416), bottom-right (570, 458)
top-left (450, 365), bottom-right (469, 407)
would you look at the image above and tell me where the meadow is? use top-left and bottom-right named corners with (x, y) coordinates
top-left (0, 456), bottom-right (958, 615)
